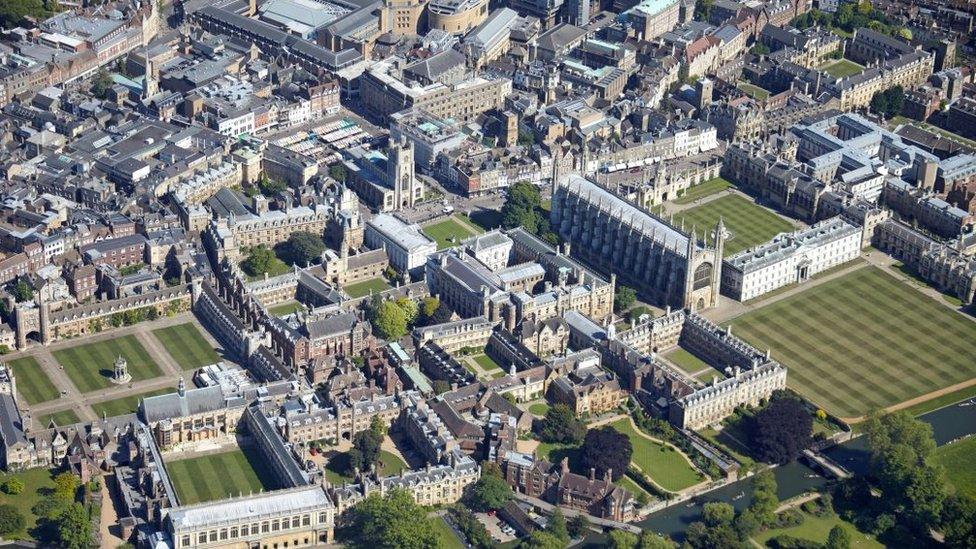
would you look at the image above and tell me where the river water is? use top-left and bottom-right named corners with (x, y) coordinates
top-left (624, 396), bottom-right (976, 540)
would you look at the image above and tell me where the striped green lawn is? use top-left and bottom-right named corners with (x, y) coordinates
top-left (674, 195), bottom-right (795, 257)
top-left (729, 267), bottom-right (976, 419)
top-left (91, 387), bottom-right (175, 418)
top-left (673, 177), bottom-right (733, 205)
top-left (610, 419), bottom-right (704, 492)
top-left (6, 356), bottom-right (58, 404)
top-left (53, 335), bottom-right (162, 393)
top-left (39, 409), bottom-right (80, 427)
top-left (167, 448), bottom-right (275, 505)
top-left (423, 217), bottom-right (477, 250)
top-left (152, 323), bottom-right (220, 371)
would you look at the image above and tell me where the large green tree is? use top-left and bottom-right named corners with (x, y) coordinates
top-left (467, 467), bottom-right (513, 511)
top-left (277, 232), bottom-right (326, 266)
top-left (750, 393), bottom-right (813, 464)
top-left (347, 425), bottom-right (383, 475)
top-left (613, 286), bottom-right (637, 313)
top-left (0, 504), bottom-right (24, 536)
top-left (371, 300), bottom-right (409, 340)
top-left (537, 403), bottom-right (586, 445)
top-left (581, 426), bottom-right (632, 481)
top-left (241, 246), bottom-right (281, 277)
top-left (56, 503), bottom-right (91, 549)
top-left (825, 525), bottom-right (851, 549)
top-left (342, 488), bottom-right (438, 549)
top-left (749, 470), bottom-right (779, 527)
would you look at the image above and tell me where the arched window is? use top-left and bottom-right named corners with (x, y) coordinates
top-left (693, 262), bottom-right (712, 290)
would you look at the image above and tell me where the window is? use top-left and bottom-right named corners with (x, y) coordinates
top-left (181, 535), bottom-right (191, 547)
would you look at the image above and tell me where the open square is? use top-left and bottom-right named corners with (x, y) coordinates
top-left (674, 194), bottom-right (795, 256)
top-left (6, 356), bottom-right (59, 405)
top-left (153, 323), bottom-right (220, 371)
top-left (727, 266), bottom-right (976, 419)
top-left (422, 217), bottom-right (478, 250)
top-left (823, 59), bottom-right (864, 78)
top-left (53, 335), bottom-right (163, 393)
top-left (166, 447), bottom-right (276, 505)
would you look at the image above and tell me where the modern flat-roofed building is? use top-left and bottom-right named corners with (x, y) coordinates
top-left (364, 213), bottom-right (437, 275)
top-left (621, 0), bottom-right (680, 41)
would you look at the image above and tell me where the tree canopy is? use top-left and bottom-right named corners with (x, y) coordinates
top-left (537, 403), bottom-right (586, 445)
top-left (0, 504), bottom-right (24, 536)
top-left (870, 86), bottom-right (904, 119)
top-left (371, 299), bottom-right (410, 340)
top-left (750, 393), bottom-right (813, 464)
top-left (258, 174), bottom-right (287, 196)
top-left (342, 488), bottom-right (439, 549)
top-left (0, 0), bottom-right (60, 28)
top-left (466, 464), bottom-right (513, 511)
top-left (12, 279), bottom-right (33, 302)
top-left (614, 286), bottom-right (637, 313)
top-left (241, 245), bottom-right (287, 278)
top-left (347, 420), bottom-right (384, 475)
top-left (277, 232), bottom-right (326, 266)
top-left (581, 426), bottom-right (633, 481)
top-left (56, 503), bottom-right (91, 549)
top-left (500, 182), bottom-right (559, 245)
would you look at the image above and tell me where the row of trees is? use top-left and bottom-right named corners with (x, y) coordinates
top-left (791, 2), bottom-right (910, 39)
top-left (367, 295), bottom-right (451, 341)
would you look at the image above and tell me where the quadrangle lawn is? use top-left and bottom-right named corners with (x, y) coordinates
top-left (343, 277), bottom-right (392, 299)
top-left (728, 266), bottom-right (976, 419)
top-left (6, 355), bottom-right (59, 405)
top-left (934, 436), bottom-right (976, 500)
top-left (0, 468), bottom-right (58, 540)
top-left (39, 409), bottom-right (81, 427)
top-left (91, 386), bottom-right (175, 418)
top-left (53, 335), bottom-right (163, 393)
top-left (423, 217), bottom-right (477, 250)
top-left (673, 177), bottom-right (733, 205)
top-left (674, 195), bottom-right (795, 257)
top-left (823, 59), bottom-right (864, 79)
top-left (324, 448), bottom-right (408, 484)
top-left (473, 353), bottom-right (503, 373)
top-left (152, 323), bottom-right (220, 371)
top-left (167, 447), bottom-right (276, 505)
top-left (268, 301), bottom-right (303, 316)
top-left (609, 418), bottom-right (703, 492)
top-left (738, 82), bottom-right (770, 100)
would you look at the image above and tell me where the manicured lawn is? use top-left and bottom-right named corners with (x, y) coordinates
top-left (39, 409), bottom-right (80, 427)
top-left (167, 447), bottom-right (276, 505)
top-left (664, 347), bottom-right (710, 375)
top-left (90, 387), bottom-right (175, 417)
top-left (738, 82), bottom-right (770, 100)
top-left (343, 277), bottom-right (392, 299)
top-left (699, 426), bottom-right (755, 468)
top-left (0, 468), bottom-right (58, 540)
top-left (900, 384), bottom-right (976, 417)
top-left (935, 436), bottom-right (976, 499)
top-left (617, 474), bottom-right (651, 499)
top-left (754, 510), bottom-right (882, 548)
top-left (473, 354), bottom-right (503, 373)
top-left (673, 177), bottom-right (733, 205)
top-left (6, 356), bottom-right (58, 405)
top-left (674, 195), bottom-right (795, 257)
top-left (324, 449), bottom-right (407, 484)
top-left (53, 335), bottom-right (163, 393)
top-left (610, 418), bottom-right (703, 492)
top-left (728, 267), bottom-right (976, 419)
top-left (529, 403), bottom-right (550, 416)
top-left (423, 217), bottom-right (477, 250)
top-left (268, 301), bottom-right (303, 316)
top-left (433, 516), bottom-right (465, 549)
top-left (823, 59), bottom-right (864, 78)
top-left (153, 323), bottom-right (220, 371)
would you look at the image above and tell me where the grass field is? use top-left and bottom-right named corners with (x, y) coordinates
top-left (823, 59), bottom-right (864, 78)
top-left (699, 426), bottom-right (755, 468)
top-left (609, 418), bottom-right (703, 492)
top-left (423, 217), bottom-right (477, 250)
top-left (268, 301), bottom-right (303, 316)
top-left (461, 210), bottom-right (501, 232)
top-left (529, 403), bottom-right (550, 416)
top-left (433, 516), bottom-right (465, 549)
top-left (674, 195), bottom-right (795, 257)
top-left (728, 267), bottom-right (976, 419)
top-left (617, 474), bottom-right (651, 500)
top-left (935, 437), bottom-right (976, 500)
top-left (738, 82), bottom-right (770, 100)
top-left (473, 354), bottom-right (503, 373)
top-left (39, 409), bottom-right (80, 427)
top-left (664, 347), bottom-right (710, 375)
top-left (900, 385), bottom-right (976, 417)
top-left (6, 356), bottom-right (58, 404)
top-left (91, 387), bottom-right (175, 417)
top-left (53, 335), bottom-right (162, 393)
top-left (324, 449), bottom-right (408, 484)
top-left (343, 277), bottom-right (392, 299)
top-left (153, 323), bottom-right (220, 371)
top-left (673, 177), bottom-right (733, 205)
top-left (0, 468), bottom-right (58, 540)
top-left (167, 447), bottom-right (275, 505)
top-left (754, 510), bottom-right (881, 548)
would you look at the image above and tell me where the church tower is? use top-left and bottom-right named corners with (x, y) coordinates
top-left (388, 139), bottom-right (420, 209)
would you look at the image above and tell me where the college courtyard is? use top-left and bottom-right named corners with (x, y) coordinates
top-left (1, 313), bottom-right (231, 427)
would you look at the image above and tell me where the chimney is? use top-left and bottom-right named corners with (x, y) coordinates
top-left (589, 468), bottom-right (596, 480)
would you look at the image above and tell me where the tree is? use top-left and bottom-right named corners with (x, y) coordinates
top-left (581, 426), bottom-right (632, 481)
top-left (2, 477), bottom-right (23, 495)
top-left (522, 530), bottom-right (565, 549)
top-left (638, 531), bottom-right (677, 548)
top-left (467, 470), bottom-right (513, 511)
top-left (869, 86), bottom-right (904, 118)
top-left (942, 495), bottom-right (976, 549)
top-left (56, 503), bottom-right (92, 549)
top-left (825, 525), bottom-right (851, 549)
top-left (278, 232), bottom-right (325, 266)
top-left (568, 515), bottom-right (590, 538)
top-left (693, 0), bottom-right (712, 21)
top-left (749, 470), bottom-right (779, 527)
top-left (547, 508), bottom-right (569, 546)
top-left (241, 246), bottom-right (279, 277)
top-left (0, 0), bottom-right (60, 28)
top-left (428, 303), bottom-right (454, 324)
top-left (342, 488), bottom-right (438, 549)
top-left (537, 404), bottom-right (586, 445)
top-left (347, 426), bottom-right (382, 475)
top-left (258, 174), bottom-right (286, 196)
top-left (419, 297), bottom-right (440, 324)
top-left (750, 43), bottom-right (771, 55)
top-left (702, 502), bottom-right (735, 527)
top-left (12, 279), bottom-right (33, 302)
top-left (432, 379), bottom-right (451, 394)
top-left (501, 182), bottom-right (543, 232)
top-left (372, 300), bottom-right (409, 340)
top-left (751, 394), bottom-right (812, 464)
top-left (614, 286), bottom-right (637, 313)
top-left (53, 472), bottom-right (79, 503)
top-left (684, 522), bottom-right (742, 549)
top-left (0, 504), bottom-right (24, 536)
top-left (329, 163), bottom-right (348, 183)
top-left (395, 297), bottom-right (418, 326)
top-left (448, 505), bottom-right (493, 549)
top-left (732, 508), bottom-right (759, 540)
top-left (90, 69), bottom-right (113, 98)
top-left (607, 530), bottom-right (638, 549)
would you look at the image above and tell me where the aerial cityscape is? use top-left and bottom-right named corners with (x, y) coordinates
top-left (0, 0), bottom-right (973, 546)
